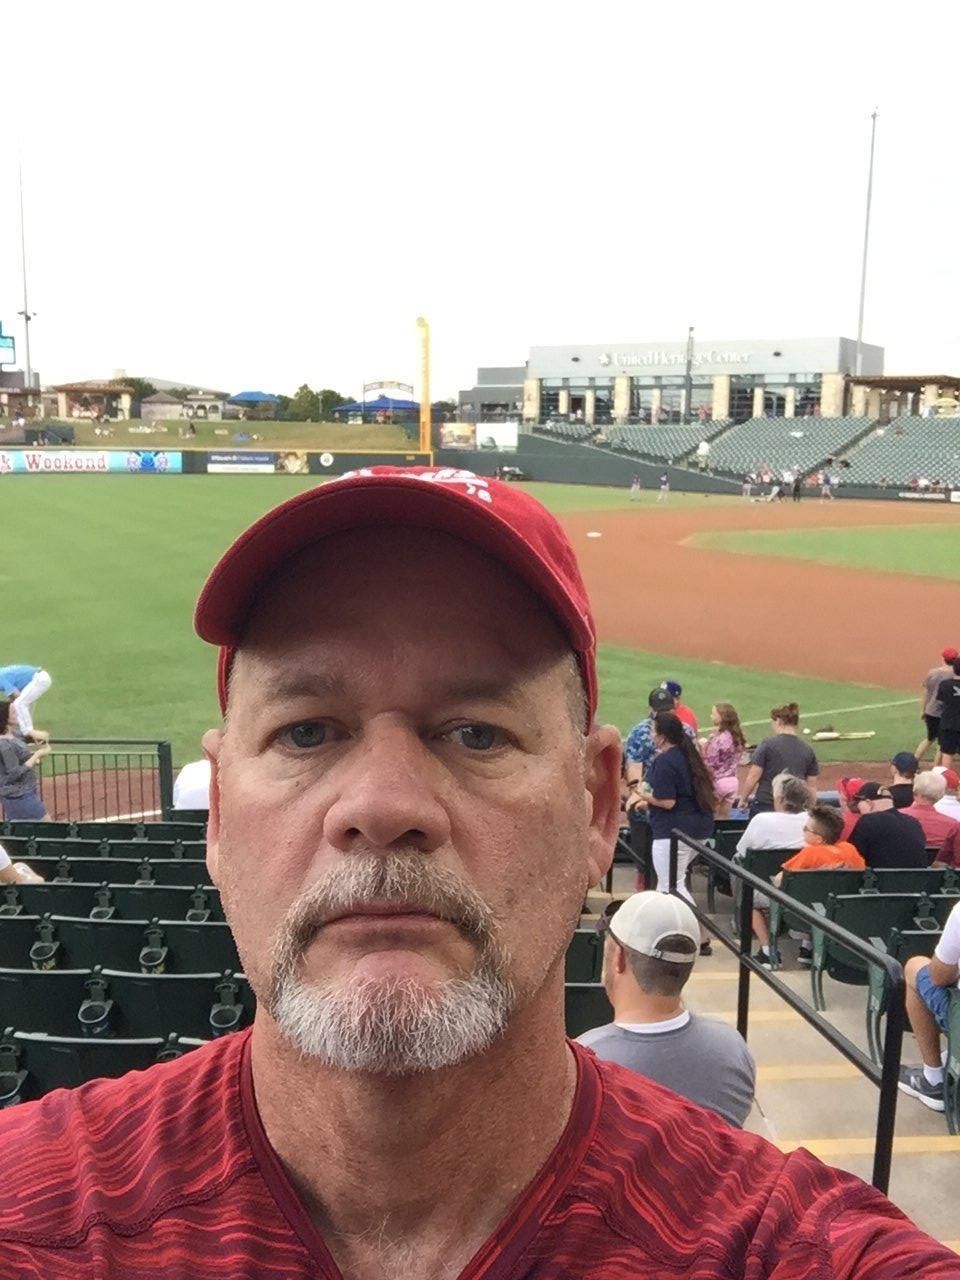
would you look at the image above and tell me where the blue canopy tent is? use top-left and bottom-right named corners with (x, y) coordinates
top-left (227, 390), bottom-right (280, 405)
top-left (333, 395), bottom-right (419, 415)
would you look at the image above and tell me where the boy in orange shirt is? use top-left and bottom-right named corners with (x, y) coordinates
top-left (753, 803), bottom-right (865, 966)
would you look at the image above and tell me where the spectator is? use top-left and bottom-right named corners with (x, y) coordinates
top-left (172, 759), bottom-right (211, 811)
top-left (661, 680), bottom-right (697, 733)
top-left (623, 688), bottom-right (693, 790)
top-left (933, 766), bottom-right (960, 822)
top-left (578, 893), bottom-right (756, 1127)
top-left (916, 646), bottom-right (957, 765)
top-left (735, 771), bottom-right (809, 857)
top-left (701, 702), bottom-right (745, 818)
top-left (935, 656), bottom-right (960, 767)
top-left (898, 899), bottom-right (960, 1113)
top-left (837, 776), bottom-right (865, 842)
top-left (900, 772), bottom-right (960, 855)
top-left (848, 782), bottom-right (927, 869)
top-left (888, 752), bottom-right (919, 809)
top-left (630, 712), bottom-right (714, 928)
top-left (0, 699), bottom-right (49, 821)
top-left (738, 703), bottom-right (819, 817)
top-left (0, 665), bottom-right (52, 738)
top-left (0, 843), bottom-right (44, 884)
top-left (752, 804), bottom-right (866, 967)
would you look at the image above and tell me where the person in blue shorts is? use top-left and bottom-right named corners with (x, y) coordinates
top-left (898, 899), bottom-right (960, 1112)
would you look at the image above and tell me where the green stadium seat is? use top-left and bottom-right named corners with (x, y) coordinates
top-left (810, 893), bottom-right (940, 1011)
top-left (0, 915), bottom-right (43, 967)
top-left (29, 915), bottom-right (240, 974)
top-left (78, 968), bottom-right (253, 1040)
top-left (863, 867), bottom-right (960, 896)
top-left (169, 809), bottom-right (208, 828)
top-left (565, 929), bottom-right (602, 983)
top-left (20, 857), bottom-right (202, 887)
top-left (0, 1028), bottom-right (205, 1103)
top-left (769, 870), bottom-right (864, 944)
top-left (0, 881), bottom-right (102, 920)
top-left (946, 990), bottom-right (960, 1136)
top-left (564, 983), bottom-right (612, 1038)
top-left (866, 927), bottom-right (942, 1064)
top-left (0, 967), bottom-right (92, 1036)
top-left (92, 884), bottom-right (221, 922)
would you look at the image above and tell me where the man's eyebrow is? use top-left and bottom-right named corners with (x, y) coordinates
top-left (271, 674), bottom-right (527, 706)
top-left (271, 675), bottom-right (347, 702)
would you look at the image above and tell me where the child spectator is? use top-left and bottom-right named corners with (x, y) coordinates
top-left (753, 804), bottom-right (865, 968)
top-left (701, 703), bottom-right (745, 818)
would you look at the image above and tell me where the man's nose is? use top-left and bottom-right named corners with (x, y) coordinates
top-left (322, 721), bottom-right (452, 854)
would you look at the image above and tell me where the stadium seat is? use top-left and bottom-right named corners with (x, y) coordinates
top-left (92, 883), bottom-right (222, 922)
top-left (170, 809), bottom-right (209, 827)
top-left (863, 867), bottom-right (960, 896)
top-left (810, 893), bottom-right (940, 1011)
top-left (96, 839), bottom-right (206, 861)
top-left (20, 857), bottom-right (203, 887)
top-left (564, 983), bottom-right (612, 1038)
top-left (946, 990), bottom-right (960, 1136)
top-left (565, 929), bottom-right (602, 983)
top-left (0, 1028), bottom-right (206, 1104)
top-left (29, 915), bottom-right (240, 974)
top-left (0, 967), bottom-right (92, 1036)
top-left (0, 915), bottom-right (43, 968)
top-left (769, 870), bottom-right (864, 945)
top-left (0, 881), bottom-right (105, 919)
top-left (78, 968), bottom-right (253, 1040)
top-left (866, 927), bottom-right (942, 1065)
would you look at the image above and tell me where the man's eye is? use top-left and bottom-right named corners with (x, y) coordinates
top-left (447, 724), bottom-right (502, 751)
top-left (282, 722), bottom-right (328, 749)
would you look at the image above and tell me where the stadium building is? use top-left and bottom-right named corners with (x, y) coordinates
top-left (517, 336), bottom-right (885, 424)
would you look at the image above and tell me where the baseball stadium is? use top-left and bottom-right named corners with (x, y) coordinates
top-left (1, 407), bottom-right (960, 1262)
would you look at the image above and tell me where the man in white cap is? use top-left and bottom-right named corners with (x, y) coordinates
top-left (0, 467), bottom-right (953, 1276)
top-left (578, 893), bottom-right (755, 1127)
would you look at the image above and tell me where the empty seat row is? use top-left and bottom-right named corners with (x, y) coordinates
top-left (0, 966), bottom-right (253, 1040)
top-left (0, 881), bottom-right (223, 923)
top-left (0, 914), bottom-right (239, 973)
top-left (22, 856), bottom-right (208, 887)
top-left (1, 835), bottom-right (206, 861)
top-left (2, 820), bottom-right (206, 843)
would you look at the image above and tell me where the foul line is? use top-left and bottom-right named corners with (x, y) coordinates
top-left (99, 808), bottom-right (163, 822)
top-left (740, 697), bottom-right (914, 729)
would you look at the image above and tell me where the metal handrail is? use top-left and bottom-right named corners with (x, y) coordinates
top-left (33, 739), bottom-right (175, 821)
top-left (649, 830), bottom-right (907, 1194)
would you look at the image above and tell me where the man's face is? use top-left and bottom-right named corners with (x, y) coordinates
top-left (204, 527), bottom-right (621, 1073)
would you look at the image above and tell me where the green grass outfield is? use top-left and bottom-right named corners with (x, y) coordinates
top-left (7, 476), bottom-right (921, 764)
top-left (693, 524), bottom-right (960, 581)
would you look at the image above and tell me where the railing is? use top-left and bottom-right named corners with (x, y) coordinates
top-left (33, 740), bottom-right (174, 823)
top-left (650, 831), bottom-right (907, 1194)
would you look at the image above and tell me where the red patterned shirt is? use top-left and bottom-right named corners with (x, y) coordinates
top-left (0, 1030), bottom-right (954, 1278)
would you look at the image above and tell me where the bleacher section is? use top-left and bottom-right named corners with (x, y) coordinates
top-left (838, 416), bottom-right (960, 486)
top-left (533, 421), bottom-right (597, 442)
top-left (605, 422), bottom-right (729, 462)
top-left (705, 417), bottom-right (873, 477)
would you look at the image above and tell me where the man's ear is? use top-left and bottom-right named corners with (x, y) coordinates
top-left (202, 729), bottom-right (223, 887)
top-left (584, 724), bottom-right (624, 887)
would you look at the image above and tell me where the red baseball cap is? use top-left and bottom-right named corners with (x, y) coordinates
top-left (839, 776), bottom-right (865, 804)
top-left (194, 466), bottom-right (598, 718)
top-left (943, 647), bottom-right (959, 662)
top-left (934, 766), bottom-right (960, 790)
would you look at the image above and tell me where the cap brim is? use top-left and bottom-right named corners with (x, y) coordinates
top-left (195, 475), bottom-right (596, 710)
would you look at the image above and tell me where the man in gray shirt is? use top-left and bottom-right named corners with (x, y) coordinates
top-left (577, 892), bottom-right (756, 1127)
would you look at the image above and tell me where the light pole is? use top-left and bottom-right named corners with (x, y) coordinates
top-left (682, 326), bottom-right (695, 423)
top-left (416, 317), bottom-right (430, 456)
top-left (17, 160), bottom-right (36, 392)
top-left (855, 109), bottom-right (879, 377)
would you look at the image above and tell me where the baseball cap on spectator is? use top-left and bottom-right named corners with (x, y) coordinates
top-left (648, 687), bottom-right (675, 714)
top-left (661, 680), bottom-right (682, 698)
top-left (890, 752), bottom-right (919, 776)
top-left (607, 891), bottom-right (699, 963)
top-left (942, 647), bottom-right (958, 662)
top-left (933, 766), bottom-right (960, 791)
top-left (839, 777), bottom-right (865, 805)
top-left (852, 781), bottom-right (892, 803)
top-left (195, 466), bottom-right (598, 718)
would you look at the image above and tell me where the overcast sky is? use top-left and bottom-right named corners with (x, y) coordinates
top-left (3, 1), bottom-right (959, 399)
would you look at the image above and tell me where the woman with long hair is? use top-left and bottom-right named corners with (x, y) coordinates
top-left (0, 699), bottom-right (49, 821)
top-left (702, 702), bottom-right (746, 818)
top-left (738, 702), bottom-right (819, 817)
top-left (632, 711), bottom-right (715, 952)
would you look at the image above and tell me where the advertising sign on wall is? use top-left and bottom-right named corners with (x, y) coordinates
top-left (0, 450), bottom-right (183, 474)
top-left (207, 452), bottom-right (277, 474)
